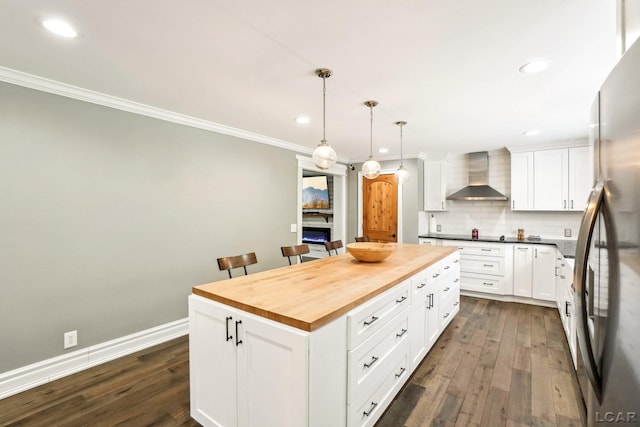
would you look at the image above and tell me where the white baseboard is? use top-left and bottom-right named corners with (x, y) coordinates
top-left (460, 290), bottom-right (557, 308)
top-left (0, 318), bottom-right (188, 400)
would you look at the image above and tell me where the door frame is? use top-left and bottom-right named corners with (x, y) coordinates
top-left (357, 169), bottom-right (404, 243)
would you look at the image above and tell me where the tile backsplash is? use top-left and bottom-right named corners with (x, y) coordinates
top-left (419, 148), bottom-right (583, 240)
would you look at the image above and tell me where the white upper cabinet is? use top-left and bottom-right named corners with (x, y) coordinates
top-left (424, 160), bottom-right (448, 211)
top-left (567, 146), bottom-right (593, 211)
top-left (534, 148), bottom-right (569, 210)
top-left (510, 152), bottom-right (534, 210)
top-left (510, 145), bottom-right (593, 211)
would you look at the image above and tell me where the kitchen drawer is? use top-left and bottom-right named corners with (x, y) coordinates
top-left (439, 252), bottom-right (460, 278)
top-left (459, 254), bottom-right (505, 276)
top-left (348, 312), bottom-right (409, 404)
top-left (411, 267), bottom-right (433, 304)
top-left (439, 278), bottom-right (460, 302)
top-left (348, 280), bottom-right (410, 350)
top-left (348, 340), bottom-right (410, 427)
top-left (443, 240), bottom-right (506, 257)
top-left (439, 291), bottom-right (460, 329)
top-left (460, 273), bottom-right (509, 295)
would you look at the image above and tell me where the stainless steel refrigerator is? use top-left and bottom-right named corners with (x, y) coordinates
top-left (574, 39), bottom-right (640, 426)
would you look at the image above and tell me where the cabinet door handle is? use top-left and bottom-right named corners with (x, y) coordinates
top-left (364, 316), bottom-right (378, 326)
top-left (513, 200), bottom-right (515, 209)
top-left (225, 316), bottom-right (233, 342)
top-left (483, 264), bottom-right (494, 267)
top-left (535, 248), bottom-right (538, 258)
top-left (396, 328), bottom-right (408, 338)
top-left (571, 200), bottom-right (574, 209)
top-left (441, 201), bottom-right (444, 209)
top-left (364, 356), bottom-right (379, 369)
top-left (555, 266), bottom-right (559, 276)
top-left (363, 401), bottom-right (378, 417)
top-left (396, 295), bottom-right (407, 304)
top-left (429, 293), bottom-right (434, 309)
top-left (566, 301), bottom-right (571, 317)
top-left (235, 320), bottom-right (243, 346)
top-left (564, 200), bottom-right (567, 209)
top-left (395, 367), bottom-right (406, 378)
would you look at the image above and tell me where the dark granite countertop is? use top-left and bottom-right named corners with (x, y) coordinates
top-left (418, 233), bottom-right (577, 258)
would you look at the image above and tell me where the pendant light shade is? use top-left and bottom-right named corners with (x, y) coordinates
top-left (394, 121), bottom-right (410, 184)
top-left (362, 100), bottom-right (381, 179)
top-left (312, 68), bottom-right (337, 170)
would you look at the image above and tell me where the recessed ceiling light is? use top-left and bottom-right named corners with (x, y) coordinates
top-left (295, 116), bottom-right (310, 124)
top-left (519, 60), bottom-right (551, 74)
top-left (42, 18), bottom-right (77, 38)
top-left (523, 130), bottom-right (540, 136)
top-left (378, 148), bottom-right (388, 154)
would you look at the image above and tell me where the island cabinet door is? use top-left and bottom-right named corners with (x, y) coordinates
top-left (189, 295), bottom-right (239, 427)
top-left (236, 313), bottom-right (309, 427)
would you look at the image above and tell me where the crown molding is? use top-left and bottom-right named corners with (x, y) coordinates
top-left (0, 66), bottom-right (350, 162)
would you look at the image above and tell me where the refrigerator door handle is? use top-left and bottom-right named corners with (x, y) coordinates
top-left (574, 180), bottom-right (604, 401)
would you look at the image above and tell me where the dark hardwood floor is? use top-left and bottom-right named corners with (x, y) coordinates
top-left (0, 296), bottom-right (585, 426)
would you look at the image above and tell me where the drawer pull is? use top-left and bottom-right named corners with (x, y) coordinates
top-left (395, 367), bottom-right (406, 378)
top-left (443, 312), bottom-right (450, 319)
top-left (396, 328), bottom-right (408, 338)
top-left (444, 265), bottom-right (450, 270)
top-left (481, 248), bottom-right (492, 252)
top-left (396, 295), bottom-right (407, 304)
top-left (363, 316), bottom-right (379, 326)
top-left (454, 259), bottom-right (459, 263)
top-left (483, 264), bottom-right (494, 267)
top-left (432, 273), bottom-right (440, 278)
top-left (364, 356), bottom-right (379, 369)
top-left (454, 301), bottom-right (459, 307)
top-left (454, 278), bottom-right (459, 283)
top-left (483, 282), bottom-right (494, 286)
top-left (443, 287), bottom-right (450, 292)
top-left (363, 401), bottom-right (378, 417)
top-left (417, 282), bottom-right (426, 289)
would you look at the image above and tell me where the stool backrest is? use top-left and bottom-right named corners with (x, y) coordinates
top-left (281, 244), bottom-right (310, 265)
top-left (324, 240), bottom-right (343, 256)
top-left (217, 252), bottom-right (258, 278)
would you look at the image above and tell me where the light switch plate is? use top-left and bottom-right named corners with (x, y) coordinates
top-left (290, 224), bottom-right (297, 233)
top-left (437, 225), bottom-right (442, 232)
top-left (564, 228), bottom-right (571, 237)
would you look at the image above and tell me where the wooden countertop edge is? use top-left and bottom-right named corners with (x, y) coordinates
top-left (192, 245), bottom-right (457, 332)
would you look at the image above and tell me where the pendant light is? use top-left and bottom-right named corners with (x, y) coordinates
top-left (312, 68), bottom-right (337, 170)
top-left (362, 100), bottom-right (381, 179)
top-left (394, 121), bottom-right (410, 184)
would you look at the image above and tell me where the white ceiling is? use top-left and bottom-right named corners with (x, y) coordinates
top-left (0, 0), bottom-right (617, 162)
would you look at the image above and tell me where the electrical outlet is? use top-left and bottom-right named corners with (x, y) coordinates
top-left (437, 225), bottom-right (442, 232)
top-left (564, 228), bottom-right (572, 238)
top-left (64, 330), bottom-right (77, 349)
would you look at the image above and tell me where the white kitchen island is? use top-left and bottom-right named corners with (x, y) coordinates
top-left (189, 243), bottom-right (459, 427)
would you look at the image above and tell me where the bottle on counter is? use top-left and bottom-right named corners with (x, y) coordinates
top-left (472, 228), bottom-right (479, 240)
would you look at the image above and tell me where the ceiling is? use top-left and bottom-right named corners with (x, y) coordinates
top-left (0, 0), bottom-right (617, 162)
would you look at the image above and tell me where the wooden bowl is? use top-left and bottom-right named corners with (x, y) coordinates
top-left (346, 242), bottom-right (396, 263)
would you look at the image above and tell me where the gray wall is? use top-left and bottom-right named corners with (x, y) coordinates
top-left (346, 158), bottom-right (421, 244)
top-left (0, 82), bottom-right (301, 372)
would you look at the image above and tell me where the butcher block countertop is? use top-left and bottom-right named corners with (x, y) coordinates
top-left (192, 243), bottom-right (456, 332)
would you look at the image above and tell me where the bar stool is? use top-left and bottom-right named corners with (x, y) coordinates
top-left (355, 236), bottom-right (370, 242)
top-left (217, 252), bottom-right (258, 279)
top-left (281, 244), bottom-right (310, 265)
top-left (324, 240), bottom-right (343, 256)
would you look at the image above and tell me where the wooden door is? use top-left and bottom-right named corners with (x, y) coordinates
top-left (362, 174), bottom-right (398, 242)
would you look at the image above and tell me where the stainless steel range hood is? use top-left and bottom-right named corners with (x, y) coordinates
top-left (446, 151), bottom-right (508, 201)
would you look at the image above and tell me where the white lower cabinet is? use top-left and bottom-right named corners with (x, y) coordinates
top-left (189, 295), bottom-right (308, 427)
top-left (531, 246), bottom-right (557, 301)
top-left (190, 252), bottom-right (460, 427)
top-left (445, 240), bottom-right (513, 296)
top-left (556, 256), bottom-right (577, 367)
